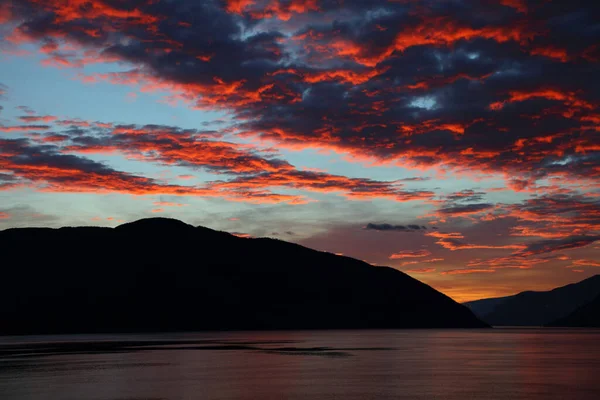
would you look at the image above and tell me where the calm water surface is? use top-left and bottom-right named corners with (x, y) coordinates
top-left (1, 329), bottom-right (599, 400)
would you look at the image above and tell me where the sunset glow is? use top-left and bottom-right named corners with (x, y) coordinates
top-left (1, 0), bottom-right (599, 302)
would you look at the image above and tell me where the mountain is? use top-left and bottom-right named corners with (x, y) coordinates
top-left (549, 293), bottom-right (600, 327)
top-left (463, 295), bottom-right (513, 318)
top-left (464, 275), bottom-right (600, 326)
top-left (0, 218), bottom-right (486, 334)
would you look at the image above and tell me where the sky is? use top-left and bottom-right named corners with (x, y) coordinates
top-left (0, 0), bottom-right (599, 302)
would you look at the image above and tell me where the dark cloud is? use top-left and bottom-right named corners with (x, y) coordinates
top-left (0, 118), bottom-right (437, 204)
top-left (444, 190), bottom-right (487, 203)
top-left (16, 105), bottom-right (35, 115)
top-left (0, 0), bottom-right (596, 190)
top-left (437, 203), bottom-right (495, 216)
top-left (517, 235), bottom-right (600, 257)
top-left (0, 124), bottom-right (52, 132)
top-left (0, 136), bottom-right (313, 204)
top-left (506, 193), bottom-right (600, 239)
top-left (365, 223), bottom-right (427, 232)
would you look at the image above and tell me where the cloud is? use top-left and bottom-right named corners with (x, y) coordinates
top-left (0, 0), bottom-right (596, 190)
top-left (153, 201), bottom-right (187, 207)
top-left (1, 0), bottom-right (599, 297)
top-left (0, 204), bottom-right (60, 227)
top-left (399, 258), bottom-right (444, 267)
top-left (365, 223), bottom-right (428, 232)
top-left (434, 238), bottom-right (525, 251)
top-left (436, 203), bottom-right (495, 216)
top-left (466, 254), bottom-right (558, 270)
top-left (569, 259), bottom-right (600, 268)
top-left (16, 105), bottom-right (35, 115)
top-left (0, 115), bottom-right (436, 205)
top-left (0, 138), bottom-right (307, 204)
top-left (517, 235), bottom-right (600, 257)
top-left (505, 194), bottom-right (600, 239)
top-left (406, 267), bottom-right (436, 274)
top-left (425, 230), bottom-right (525, 251)
top-left (18, 115), bottom-right (58, 123)
top-left (0, 125), bottom-right (52, 132)
top-left (389, 249), bottom-right (432, 259)
top-left (441, 269), bottom-right (496, 275)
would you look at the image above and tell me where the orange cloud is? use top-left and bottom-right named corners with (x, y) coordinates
top-left (400, 258), bottom-right (444, 267)
top-left (389, 249), bottom-right (432, 259)
top-left (153, 201), bottom-right (187, 207)
top-left (569, 259), bottom-right (600, 268)
top-left (441, 269), bottom-right (495, 275)
top-left (406, 268), bottom-right (437, 274)
top-left (426, 231), bottom-right (525, 251)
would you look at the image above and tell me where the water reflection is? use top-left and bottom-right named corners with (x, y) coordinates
top-left (1, 329), bottom-right (599, 400)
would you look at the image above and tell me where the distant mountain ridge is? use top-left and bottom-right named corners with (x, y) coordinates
top-left (0, 218), bottom-right (487, 335)
top-left (464, 275), bottom-right (600, 326)
top-left (549, 293), bottom-right (600, 327)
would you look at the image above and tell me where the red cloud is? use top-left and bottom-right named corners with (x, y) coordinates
top-left (226, 0), bottom-right (319, 20)
top-left (530, 47), bottom-right (569, 62)
top-left (225, 0), bottom-right (255, 14)
top-left (272, 66), bottom-right (390, 85)
top-left (499, 0), bottom-right (527, 14)
top-left (315, 17), bottom-right (534, 67)
top-left (490, 89), bottom-right (594, 114)
top-left (0, 138), bottom-right (308, 204)
top-left (28, 0), bottom-right (159, 25)
top-left (211, 169), bottom-right (434, 202)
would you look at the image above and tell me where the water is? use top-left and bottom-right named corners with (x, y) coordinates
top-left (1, 328), bottom-right (599, 400)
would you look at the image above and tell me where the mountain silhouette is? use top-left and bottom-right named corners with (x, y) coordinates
top-left (464, 275), bottom-right (600, 326)
top-left (548, 293), bottom-right (600, 327)
top-left (0, 218), bottom-right (486, 334)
